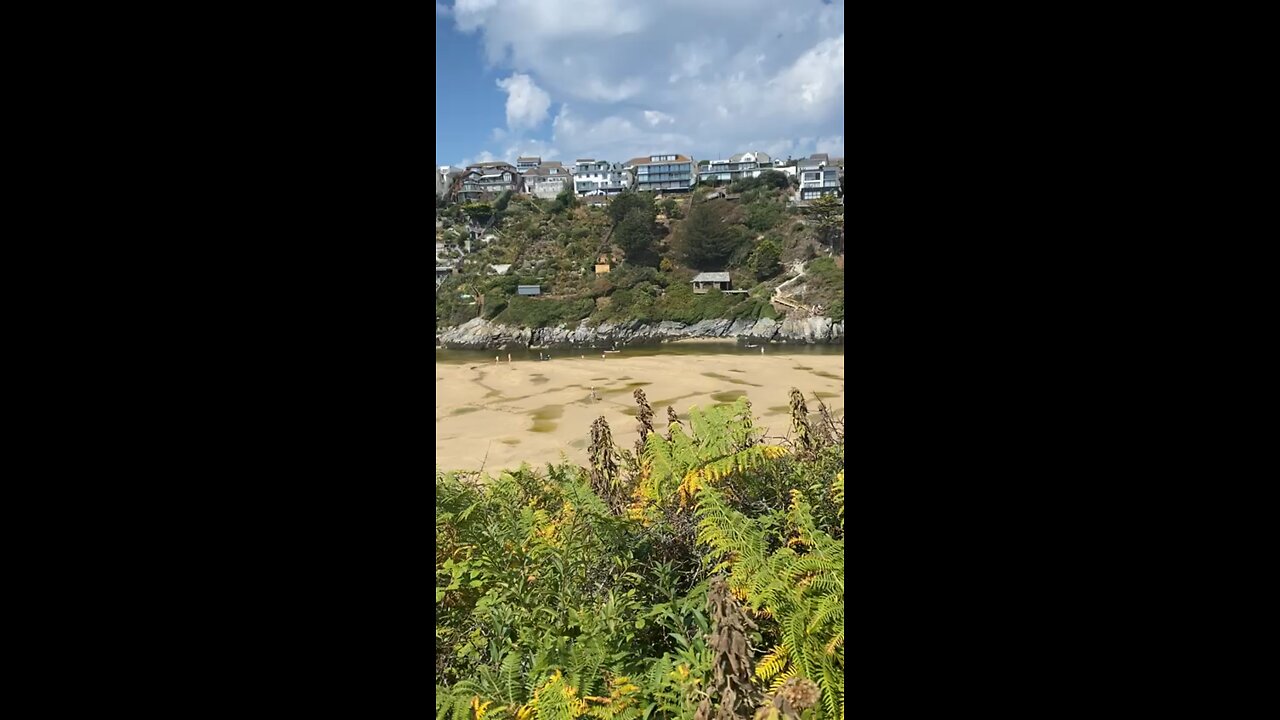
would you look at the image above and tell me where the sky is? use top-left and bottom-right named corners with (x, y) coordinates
top-left (435, 0), bottom-right (844, 169)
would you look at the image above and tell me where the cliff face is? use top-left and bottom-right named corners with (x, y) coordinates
top-left (435, 316), bottom-right (845, 350)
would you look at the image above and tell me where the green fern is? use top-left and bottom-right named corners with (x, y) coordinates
top-left (693, 480), bottom-right (844, 720)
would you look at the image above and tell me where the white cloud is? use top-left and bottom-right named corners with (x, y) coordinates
top-left (495, 73), bottom-right (552, 130)
top-left (814, 135), bottom-right (844, 158)
top-left (504, 139), bottom-right (560, 162)
top-left (447, 0), bottom-right (844, 163)
top-left (643, 110), bottom-right (675, 127)
top-left (458, 150), bottom-right (498, 167)
top-left (770, 35), bottom-right (844, 111)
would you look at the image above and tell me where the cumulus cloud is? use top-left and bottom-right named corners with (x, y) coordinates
top-left (448, 0), bottom-right (845, 162)
top-left (458, 150), bottom-right (498, 167)
top-left (495, 73), bottom-right (552, 130)
top-left (643, 110), bottom-right (675, 127)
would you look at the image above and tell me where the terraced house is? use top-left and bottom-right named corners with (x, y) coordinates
top-left (455, 161), bottom-right (521, 203)
top-left (696, 151), bottom-right (772, 184)
top-left (572, 159), bottom-right (631, 196)
top-left (625, 154), bottom-right (696, 192)
top-left (523, 162), bottom-right (573, 200)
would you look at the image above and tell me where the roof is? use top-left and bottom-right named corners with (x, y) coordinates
top-left (489, 264), bottom-right (512, 275)
top-left (517, 156), bottom-right (541, 162)
top-left (625, 154), bottom-right (692, 166)
top-left (810, 153), bottom-right (830, 161)
top-left (525, 164), bottom-right (571, 177)
top-left (692, 272), bottom-right (730, 283)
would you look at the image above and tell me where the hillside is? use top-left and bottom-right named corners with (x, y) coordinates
top-left (436, 173), bottom-right (844, 333)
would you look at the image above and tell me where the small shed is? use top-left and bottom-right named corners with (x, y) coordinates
top-left (489, 263), bottom-right (512, 275)
top-left (594, 255), bottom-right (611, 275)
top-left (691, 272), bottom-right (730, 294)
top-left (517, 285), bottom-right (542, 296)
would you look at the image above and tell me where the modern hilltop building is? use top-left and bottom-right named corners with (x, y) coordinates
top-left (796, 154), bottom-right (842, 201)
top-left (625, 154), bottom-right (696, 192)
top-left (697, 152), bottom-right (772, 184)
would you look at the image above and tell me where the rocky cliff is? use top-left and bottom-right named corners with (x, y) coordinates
top-left (436, 316), bottom-right (845, 350)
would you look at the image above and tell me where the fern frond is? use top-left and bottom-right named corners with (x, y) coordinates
top-left (754, 644), bottom-right (790, 682)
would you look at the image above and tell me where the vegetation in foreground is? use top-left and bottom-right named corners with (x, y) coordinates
top-left (437, 389), bottom-right (845, 720)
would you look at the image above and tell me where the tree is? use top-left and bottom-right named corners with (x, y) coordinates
top-left (806, 194), bottom-right (844, 254)
top-left (614, 208), bottom-right (660, 267)
top-left (676, 201), bottom-right (743, 270)
top-left (748, 237), bottom-right (783, 280)
top-left (757, 169), bottom-right (791, 190)
top-left (461, 202), bottom-right (493, 222)
top-left (493, 189), bottom-right (513, 213)
top-left (608, 192), bottom-right (655, 225)
top-left (550, 186), bottom-right (577, 214)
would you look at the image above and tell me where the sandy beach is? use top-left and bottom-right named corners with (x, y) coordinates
top-left (435, 352), bottom-right (844, 472)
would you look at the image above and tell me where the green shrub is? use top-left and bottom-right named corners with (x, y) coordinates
top-left (744, 201), bottom-right (783, 232)
top-left (496, 296), bottom-right (594, 327)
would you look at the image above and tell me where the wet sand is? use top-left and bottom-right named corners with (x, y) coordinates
top-left (435, 352), bottom-right (844, 472)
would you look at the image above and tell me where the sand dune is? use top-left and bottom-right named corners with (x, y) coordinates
top-left (435, 353), bottom-right (844, 473)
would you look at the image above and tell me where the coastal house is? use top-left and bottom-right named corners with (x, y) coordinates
top-left (524, 162), bottom-right (573, 199)
top-left (691, 272), bottom-right (731, 294)
top-left (573, 159), bottom-right (631, 196)
top-left (456, 162), bottom-right (521, 202)
top-left (625, 154), bottom-right (696, 193)
top-left (436, 165), bottom-right (464, 200)
top-left (516, 156), bottom-right (542, 173)
top-left (696, 151), bottom-right (773, 184)
top-left (796, 154), bottom-right (841, 202)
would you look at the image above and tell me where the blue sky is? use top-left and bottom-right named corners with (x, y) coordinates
top-left (435, 11), bottom-right (504, 165)
top-left (436, 0), bottom-right (844, 169)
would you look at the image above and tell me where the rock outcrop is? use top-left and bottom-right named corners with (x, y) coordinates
top-left (436, 316), bottom-right (844, 350)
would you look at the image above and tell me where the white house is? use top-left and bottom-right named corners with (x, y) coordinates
top-left (572, 159), bottom-right (631, 196)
